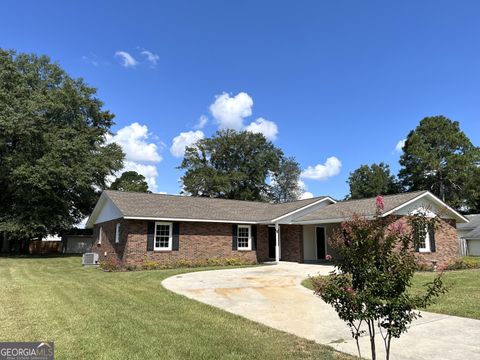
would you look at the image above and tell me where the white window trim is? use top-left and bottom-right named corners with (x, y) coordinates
top-left (154, 222), bottom-right (173, 251)
top-left (237, 225), bottom-right (252, 251)
top-left (98, 226), bottom-right (103, 245)
top-left (419, 226), bottom-right (431, 253)
top-left (115, 223), bottom-right (120, 244)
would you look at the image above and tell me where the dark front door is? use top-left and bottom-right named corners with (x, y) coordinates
top-left (316, 227), bottom-right (326, 260)
top-left (268, 227), bottom-right (276, 259)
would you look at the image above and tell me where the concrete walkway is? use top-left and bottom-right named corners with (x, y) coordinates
top-left (162, 262), bottom-right (480, 360)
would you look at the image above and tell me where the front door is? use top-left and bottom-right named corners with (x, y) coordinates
top-left (268, 227), bottom-right (276, 259)
top-left (316, 227), bottom-right (326, 260)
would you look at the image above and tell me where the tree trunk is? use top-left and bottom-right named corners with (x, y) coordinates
top-left (367, 319), bottom-right (376, 360)
top-left (386, 335), bottom-right (392, 360)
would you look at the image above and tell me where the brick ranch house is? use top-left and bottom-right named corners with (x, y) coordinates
top-left (86, 190), bottom-right (468, 268)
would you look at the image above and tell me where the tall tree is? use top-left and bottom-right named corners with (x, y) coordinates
top-left (0, 49), bottom-right (124, 244)
top-left (180, 130), bottom-right (286, 201)
top-left (399, 116), bottom-right (480, 211)
top-left (270, 157), bottom-right (302, 203)
top-left (347, 162), bottom-right (401, 199)
top-left (110, 171), bottom-right (149, 193)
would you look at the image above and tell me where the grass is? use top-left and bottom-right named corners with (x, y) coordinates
top-left (302, 268), bottom-right (480, 320)
top-left (0, 256), bottom-right (354, 360)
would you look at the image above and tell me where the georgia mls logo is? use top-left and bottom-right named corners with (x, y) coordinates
top-left (0, 342), bottom-right (54, 360)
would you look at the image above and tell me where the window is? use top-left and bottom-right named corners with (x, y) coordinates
top-left (419, 227), bottom-right (431, 253)
top-left (237, 225), bottom-right (251, 250)
top-left (115, 223), bottom-right (120, 244)
top-left (154, 222), bottom-right (172, 251)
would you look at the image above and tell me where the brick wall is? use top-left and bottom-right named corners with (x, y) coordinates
top-left (93, 219), bottom-right (260, 265)
top-left (388, 216), bottom-right (459, 268)
top-left (280, 225), bottom-right (304, 262)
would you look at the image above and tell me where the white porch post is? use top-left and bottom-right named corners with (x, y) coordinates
top-left (275, 223), bottom-right (280, 263)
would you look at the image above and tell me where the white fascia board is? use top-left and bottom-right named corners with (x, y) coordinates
top-left (382, 191), bottom-right (469, 223)
top-left (270, 197), bottom-right (337, 223)
top-left (124, 216), bottom-right (258, 224)
top-left (291, 216), bottom-right (375, 225)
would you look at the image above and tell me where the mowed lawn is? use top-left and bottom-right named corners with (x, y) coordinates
top-left (303, 268), bottom-right (480, 320)
top-left (0, 257), bottom-right (353, 360)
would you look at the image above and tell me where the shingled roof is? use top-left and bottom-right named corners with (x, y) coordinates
top-left (293, 191), bottom-right (428, 223)
top-left (103, 190), bottom-right (329, 223)
top-left (458, 215), bottom-right (480, 239)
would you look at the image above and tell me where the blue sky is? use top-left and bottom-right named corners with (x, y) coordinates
top-left (2, 0), bottom-right (480, 199)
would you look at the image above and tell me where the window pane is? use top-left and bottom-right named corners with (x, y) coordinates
top-left (155, 224), bottom-right (171, 249)
top-left (237, 226), bottom-right (250, 249)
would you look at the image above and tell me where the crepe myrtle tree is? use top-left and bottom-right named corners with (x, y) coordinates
top-left (312, 196), bottom-right (446, 360)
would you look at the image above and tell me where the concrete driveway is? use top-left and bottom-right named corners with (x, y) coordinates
top-left (162, 262), bottom-right (480, 360)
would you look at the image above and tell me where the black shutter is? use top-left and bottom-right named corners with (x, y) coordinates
top-left (147, 222), bottom-right (155, 251)
top-left (413, 223), bottom-right (420, 252)
top-left (172, 223), bottom-right (180, 251)
top-left (232, 224), bottom-right (238, 250)
top-left (429, 224), bottom-right (436, 253)
top-left (251, 225), bottom-right (257, 250)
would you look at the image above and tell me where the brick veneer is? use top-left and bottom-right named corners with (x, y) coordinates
top-left (92, 220), bottom-right (305, 265)
top-left (388, 216), bottom-right (460, 268)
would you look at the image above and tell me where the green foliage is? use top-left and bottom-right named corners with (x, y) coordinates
top-left (100, 257), bottom-right (258, 272)
top-left (270, 157), bottom-right (303, 203)
top-left (180, 129), bottom-right (294, 202)
top-left (313, 201), bottom-right (446, 360)
top-left (399, 116), bottom-right (480, 211)
top-left (347, 162), bottom-right (401, 199)
top-left (0, 49), bottom-right (124, 240)
top-left (110, 170), bottom-right (149, 193)
top-left (445, 256), bottom-right (480, 270)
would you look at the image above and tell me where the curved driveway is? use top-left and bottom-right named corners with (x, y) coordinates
top-left (162, 262), bottom-right (480, 360)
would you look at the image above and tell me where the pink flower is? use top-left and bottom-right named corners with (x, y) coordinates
top-left (325, 254), bottom-right (332, 261)
top-left (375, 195), bottom-right (385, 212)
top-left (344, 286), bottom-right (354, 294)
top-left (393, 221), bottom-right (404, 234)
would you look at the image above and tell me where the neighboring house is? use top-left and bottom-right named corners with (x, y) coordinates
top-left (457, 215), bottom-right (480, 256)
top-left (86, 190), bottom-right (468, 268)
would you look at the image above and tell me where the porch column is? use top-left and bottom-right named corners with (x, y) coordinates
top-left (275, 223), bottom-right (280, 263)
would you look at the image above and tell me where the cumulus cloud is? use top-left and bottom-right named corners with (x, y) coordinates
top-left (301, 157), bottom-right (342, 181)
top-left (299, 191), bottom-right (314, 200)
top-left (194, 115), bottom-right (208, 129)
top-left (395, 139), bottom-right (406, 153)
top-left (141, 50), bottom-right (159, 66)
top-left (297, 179), bottom-right (314, 199)
top-left (122, 161), bottom-right (159, 192)
top-left (114, 51), bottom-right (138, 68)
top-left (170, 130), bottom-right (205, 157)
top-left (210, 92), bottom-right (253, 130)
top-left (106, 122), bottom-right (162, 192)
top-left (107, 122), bottom-right (162, 163)
top-left (244, 117), bottom-right (278, 141)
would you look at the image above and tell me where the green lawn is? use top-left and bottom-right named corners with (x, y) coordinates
top-left (302, 269), bottom-right (480, 320)
top-left (0, 257), bottom-right (353, 360)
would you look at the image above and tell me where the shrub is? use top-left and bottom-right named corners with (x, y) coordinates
top-left (445, 257), bottom-right (480, 270)
top-left (142, 260), bottom-right (159, 270)
top-left (99, 259), bottom-right (122, 271)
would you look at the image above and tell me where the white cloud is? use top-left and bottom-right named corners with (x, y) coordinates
top-left (107, 122), bottom-right (162, 163)
top-left (194, 115), bottom-right (208, 129)
top-left (301, 157), bottom-right (342, 181)
top-left (114, 51), bottom-right (138, 68)
top-left (170, 130), bottom-right (205, 157)
top-left (395, 139), bottom-right (406, 153)
top-left (106, 122), bottom-right (163, 192)
top-left (297, 179), bottom-right (314, 199)
top-left (210, 92), bottom-right (253, 130)
top-left (141, 50), bottom-right (159, 66)
top-left (122, 161), bottom-right (159, 192)
top-left (245, 117), bottom-right (278, 140)
top-left (299, 191), bottom-right (314, 200)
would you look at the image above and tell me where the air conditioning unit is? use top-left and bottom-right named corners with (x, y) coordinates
top-left (82, 252), bottom-right (99, 266)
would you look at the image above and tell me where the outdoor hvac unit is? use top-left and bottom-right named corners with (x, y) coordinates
top-left (82, 252), bottom-right (99, 266)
